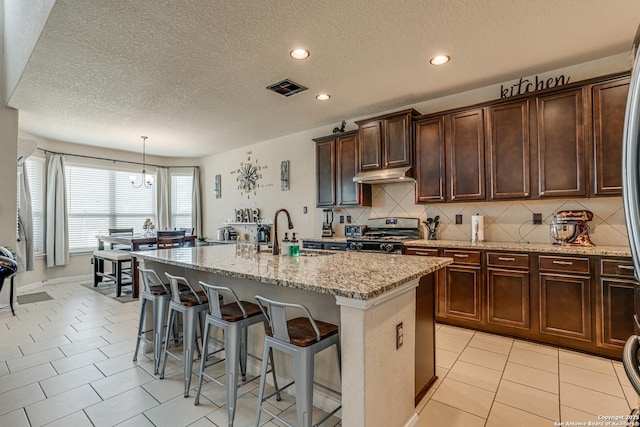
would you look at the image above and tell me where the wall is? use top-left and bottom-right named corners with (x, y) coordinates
top-left (201, 53), bottom-right (632, 247)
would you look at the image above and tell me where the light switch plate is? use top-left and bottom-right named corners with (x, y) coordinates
top-left (455, 214), bottom-right (463, 224)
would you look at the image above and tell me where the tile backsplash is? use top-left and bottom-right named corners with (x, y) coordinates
top-left (335, 182), bottom-right (629, 247)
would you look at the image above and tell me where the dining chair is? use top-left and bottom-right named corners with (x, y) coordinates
top-left (157, 230), bottom-right (186, 249)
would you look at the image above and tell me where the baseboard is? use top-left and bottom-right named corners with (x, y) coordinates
top-left (405, 413), bottom-right (419, 427)
top-left (18, 274), bottom-right (92, 292)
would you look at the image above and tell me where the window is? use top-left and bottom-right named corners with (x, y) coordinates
top-left (66, 164), bottom-right (156, 252)
top-left (20, 157), bottom-right (45, 255)
top-left (171, 172), bottom-right (193, 229)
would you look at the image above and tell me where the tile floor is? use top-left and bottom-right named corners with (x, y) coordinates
top-left (0, 279), bottom-right (638, 427)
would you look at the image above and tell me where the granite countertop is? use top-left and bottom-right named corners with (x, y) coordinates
top-left (301, 237), bottom-right (347, 243)
top-left (404, 239), bottom-right (632, 257)
top-left (133, 244), bottom-right (451, 300)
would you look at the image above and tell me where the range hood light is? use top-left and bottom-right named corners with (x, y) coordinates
top-left (353, 166), bottom-right (414, 184)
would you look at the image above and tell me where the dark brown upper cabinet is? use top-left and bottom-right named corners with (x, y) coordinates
top-left (448, 109), bottom-right (486, 201)
top-left (314, 130), bottom-right (371, 208)
top-left (536, 88), bottom-right (586, 198)
top-left (592, 76), bottom-right (630, 196)
top-left (487, 100), bottom-right (531, 199)
top-left (355, 109), bottom-right (419, 172)
top-left (315, 138), bottom-right (336, 207)
top-left (415, 116), bottom-right (446, 202)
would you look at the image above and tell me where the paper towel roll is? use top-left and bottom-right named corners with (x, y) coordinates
top-left (471, 215), bottom-right (485, 243)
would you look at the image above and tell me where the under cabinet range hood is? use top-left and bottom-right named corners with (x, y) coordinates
top-left (352, 166), bottom-right (415, 184)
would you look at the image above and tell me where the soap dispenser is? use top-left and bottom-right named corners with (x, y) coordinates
top-left (281, 233), bottom-right (290, 256)
top-left (289, 233), bottom-right (300, 257)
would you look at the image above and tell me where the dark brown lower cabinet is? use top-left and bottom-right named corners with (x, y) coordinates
top-left (598, 258), bottom-right (636, 350)
top-left (444, 265), bottom-right (482, 323)
top-left (487, 268), bottom-right (530, 330)
top-left (539, 273), bottom-right (592, 342)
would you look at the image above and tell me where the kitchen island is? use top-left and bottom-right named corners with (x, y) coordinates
top-left (133, 244), bottom-right (452, 427)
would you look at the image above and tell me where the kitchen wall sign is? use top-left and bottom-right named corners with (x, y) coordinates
top-left (234, 207), bottom-right (261, 223)
top-left (281, 160), bottom-right (290, 191)
top-left (500, 74), bottom-right (570, 98)
top-left (214, 174), bottom-right (221, 199)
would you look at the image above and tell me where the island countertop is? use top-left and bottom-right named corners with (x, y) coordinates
top-left (132, 244), bottom-right (452, 300)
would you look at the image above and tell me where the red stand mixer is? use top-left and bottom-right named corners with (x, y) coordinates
top-left (550, 210), bottom-right (595, 247)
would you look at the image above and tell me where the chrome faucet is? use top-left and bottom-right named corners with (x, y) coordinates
top-left (272, 208), bottom-right (294, 255)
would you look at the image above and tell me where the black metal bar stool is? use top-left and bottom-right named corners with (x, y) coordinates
top-left (254, 295), bottom-right (341, 427)
top-left (194, 282), bottom-right (280, 426)
top-left (159, 273), bottom-right (208, 397)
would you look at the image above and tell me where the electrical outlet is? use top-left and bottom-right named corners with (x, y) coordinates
top-left (346, 215), bottom-right (352, 223)
top-left (303, 206), bottom-right (307, 214)
top-left (396, 322), bottom-right (403, 349)
top-left (339, 215), bottom-right (345, 224)
top-left (455, 214), bottom-right (463, 224)
top-left (533, 213), bottom-right (542, 224)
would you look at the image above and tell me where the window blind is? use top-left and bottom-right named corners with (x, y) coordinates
top-left (66, 164), bottom-right (156, 251)
top-left (23, 157), bottom-right (45, 255)
top-left (171, 173), bottom-right (193, 229)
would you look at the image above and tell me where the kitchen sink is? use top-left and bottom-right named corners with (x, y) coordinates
top-left (298, 250), bottom-right (335, 257)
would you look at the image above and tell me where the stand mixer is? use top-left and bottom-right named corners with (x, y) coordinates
top-left (322, 209), bottom-right (334, 237)
top-left (550, 210), bottom-right (595, 246)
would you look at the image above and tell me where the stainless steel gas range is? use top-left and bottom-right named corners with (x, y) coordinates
top-left (345, 217), bottom-right (420, 254)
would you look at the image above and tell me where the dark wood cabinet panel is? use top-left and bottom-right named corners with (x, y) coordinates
top-left (592, 77), bottom-right (630, 196)
top-left (384, 113), bottom-right (412, 168)
top-left (539, 273), bottom-right (592, 342)
top-left (487, 100), bottom-right (530, 199)
top-left (536, 89), bottom-right (586, 197)
top-left (315, 139), bottom-right (336, 207)
top-left (598, 278), bottom-right (635, 349)
top-left (444, 265), bottom-right (482, 322)
top-left (336, 133), bottom-right (369, 206)
top-left (448, 109), bottom-right (486, 201)
top-left (415, 117), bottom-right (446, 202)
top-left (359, 121), bottom-right (383, 171)
top-left (487, 268), bottom-right (530, 330)
top-left (314, 131), bottom-right (370, 208)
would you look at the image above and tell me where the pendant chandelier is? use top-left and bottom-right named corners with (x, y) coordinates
top-left (130, 136), bottom-right (154, 188)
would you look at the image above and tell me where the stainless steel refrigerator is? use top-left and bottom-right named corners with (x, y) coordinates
top-left (621, 23), bottom-right (640, 405)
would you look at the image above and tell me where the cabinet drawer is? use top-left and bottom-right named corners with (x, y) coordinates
top-left (324, 243), bottom-right (347, 251)
top-left (601, 259), bottom-right (635, 278)
top-left (406, 247), bottom-right (439, 257)
top-left (302, 242), bottom-right (323, 250)
top-left (443, 250), bottom-right (481, 265)
top-left (539, 255), bottom-right (589, 274)
top-left (487, 252), bottom-right (529, 269)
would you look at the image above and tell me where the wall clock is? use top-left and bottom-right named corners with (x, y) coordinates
top-left (234, 152), bottom-right (263, 199)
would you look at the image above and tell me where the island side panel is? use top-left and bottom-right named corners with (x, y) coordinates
top-left (339, 285), bottom-right (417, 427)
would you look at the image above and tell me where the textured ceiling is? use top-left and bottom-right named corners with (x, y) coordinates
top-left (8, 0), bottom-right (640, 157)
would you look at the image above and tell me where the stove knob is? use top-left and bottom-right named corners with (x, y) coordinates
top-left (356, 242), bottom-right (363, 250)
top-left (380, 243), bottom-right (394, 252)
top-left (349, 242), bottom-right (357, 250)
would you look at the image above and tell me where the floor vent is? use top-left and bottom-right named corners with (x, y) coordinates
top-left (266, 79), bottom-right (308, 97)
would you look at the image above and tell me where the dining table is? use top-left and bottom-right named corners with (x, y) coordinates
top-left (95, 233), bottom-right (196, 298)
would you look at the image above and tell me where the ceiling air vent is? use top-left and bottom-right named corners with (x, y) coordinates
top-left (266, 79), bottom-right (308, 97)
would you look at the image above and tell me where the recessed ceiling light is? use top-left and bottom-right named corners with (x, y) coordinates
top-left (316, 94), bottom-right (330, 101)
top-left (430, 55), bottom-right (450, 66)
top-left (290, 49), bottom-right (310, 60)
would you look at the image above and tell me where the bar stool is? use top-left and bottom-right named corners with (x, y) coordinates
top-left (194, 282), bottom-right (281, 426)
top-left (159, 273), bottom-right (209, 397)
top-left (92, 250), bottom-right (131, 296)
top-left (254, 295), bottom-right (342, 427)
top-left (133, 267), bottom-right (177, 374)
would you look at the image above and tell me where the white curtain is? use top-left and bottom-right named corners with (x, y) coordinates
top-left (17, 161), bottom-right (33, 272)
top-left (192, 167), bottom-right (202, 236)
top-left (156, 167), bottom-right (170, 231)
top-left (46, 154), bottom-right (69, 267)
